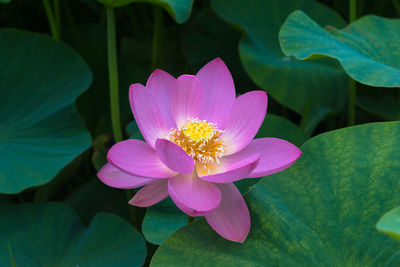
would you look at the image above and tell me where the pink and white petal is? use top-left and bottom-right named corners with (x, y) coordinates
top-left (230, 138), bottom-right (302, 178)
top-left (205, 183), bottom-right (250, 243)
top-left (197, 153), bottom-right (260, 183)
top-left (196, 58), bottom-right (236, 128)
top-left (172, 75), bottom-right (203, 125)
top-left (155, 139), bottom-right (194, 174)
top-left (146, 69), bottom-right (176, 129)
top-left (107, 139), bottom-right (176, 178)
top-left (98, 163), bottom-right (154, 189)
top-left (128, 179), bottom-right (169, 207)
top-left (168, 172), bottom-right (221, 214)
top-left (222, 91), bottom-right (267, 155)
top-left (129, 83), bottom-right (170, 148)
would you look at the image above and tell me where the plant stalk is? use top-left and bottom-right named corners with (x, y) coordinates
top-left (348, 0), bottom-right (357, 126)
top-left (42, 0), bottom-right (61, 40)
top-left (106, 7), bottom-right (123, 142)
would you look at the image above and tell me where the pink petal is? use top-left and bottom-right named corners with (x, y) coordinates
top-left (205, 183), bottom-right (250, 243)
top-left (128, 179), bottom-right (168, 207)
top-left (107, 139), bottom-right (176, 178)
top-left (146, 69), bottom-right (176, 130)
top-left (196, 58), bottom-right (236, 128)
top-left (229, 138), bottom-right (302, 178)
top-left (97, 163), bottom-right (154, 189)
top-left (223, 91), bottom-right (267, 155)
top-left (170, 195), bottom-right (211, 217)
top-left (129, 83), bottom-right (170, 148)
top-left (168, 172), bottom-right (221, 215)
top-left (155, 139), bottom-right (194, 174)
top-left (197, 153), bottom-right (260, 183)
top-left (172, 75), bottom-right (203, 125)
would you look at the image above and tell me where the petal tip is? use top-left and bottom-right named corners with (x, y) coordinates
top-left (129, 83), bottom-right (143, 93)
top-left (128, 197), bottom-right (148, 208)
top-left (209, 57), bottom-right (226, 66)
top-left (148, 68), bottom-right (174, 81)
top-left (177, 74), bottom-right (198, 81)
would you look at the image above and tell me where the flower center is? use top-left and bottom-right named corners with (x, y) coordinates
top-left (183, 121), bottom-right (214, 141)
top-left (168, 118), bottom-right (224, 164)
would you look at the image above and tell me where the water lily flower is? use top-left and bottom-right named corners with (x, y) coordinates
top-left (98, 58), bottom-right (302, 242)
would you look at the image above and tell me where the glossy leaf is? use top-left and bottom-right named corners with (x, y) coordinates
top-left (211, 0), bottom-right (348, 114)
top-left (142, 198), bottom-right (187, 245)
top-left (151, 122), bottom-right (400, 266)
top-left (280, 11), bottom-right (400, 87)
top-left (377, 206), bottom-right (400, 242)
top-left (0, 29), bottom-right (91, 194)
top-left (0, 203), bottom-right (146, 266)
top-left (97, 0), bottom-right (194, 23)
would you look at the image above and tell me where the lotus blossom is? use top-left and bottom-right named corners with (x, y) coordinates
top-left (98, 58), bottom-right (302, 242)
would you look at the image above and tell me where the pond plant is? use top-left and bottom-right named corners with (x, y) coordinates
top-left (1, 0), bottom-right (400, 266)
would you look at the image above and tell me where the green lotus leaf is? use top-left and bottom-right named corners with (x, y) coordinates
top-left (142, 198), bottom-right (188, 245)
top-left (280, 10), bottom-right (400, 87)
top-left (0, 29), bottom-right (91, 194)
top-left (97, 0), bottom-right (193, 23)
top-left (377, 206), bottom-right (400, 242)
top-left (211, 0), bottom-right (348, 115)
top-left (0, 203), bottom-right (146, 266)
top-left (151, 122), bottom-right (400, 266)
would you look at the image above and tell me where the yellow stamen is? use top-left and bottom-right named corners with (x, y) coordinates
top-left (168, 118), bottom-right (224, 165)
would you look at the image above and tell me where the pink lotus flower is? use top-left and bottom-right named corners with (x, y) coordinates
top-left (98, 58), bottom-right (302, 242)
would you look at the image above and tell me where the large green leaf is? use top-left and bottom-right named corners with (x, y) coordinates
top-left (0, 203), bottom-right (146, 266)
top-left (142, 198), bottom-right (187, 245)
top-left (0, 29), bottom-right (91, 194)
top-left (151, 122), bottom-right (400, 266)
top-left (211, 0), bottom-right (348, 114)
top-left (377, 206), bottom-right (400, 242)
top-left (280, 11), bottom-right (400, 87)
top-left (97, 0), bottom-right (193, 23)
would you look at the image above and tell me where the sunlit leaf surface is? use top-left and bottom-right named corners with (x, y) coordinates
top-left (280, 11), bottom-right (400, 87)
